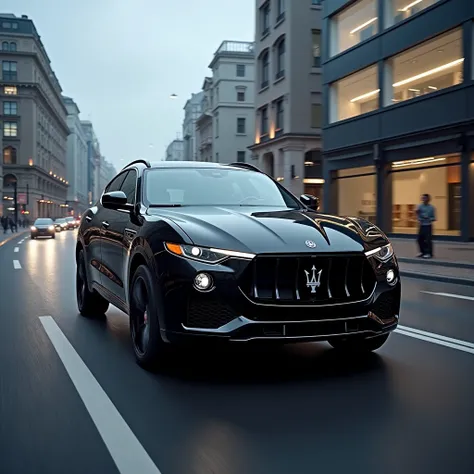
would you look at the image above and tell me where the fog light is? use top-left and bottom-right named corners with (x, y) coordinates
top-left (386, 269), bottom-right (396, 285)
top-left (194, 272), bottom-right (213, 291)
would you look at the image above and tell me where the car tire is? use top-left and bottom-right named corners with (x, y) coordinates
top-left (31, 235), bottom-right (35, 239)
top-left (328, 333), bottom-right (390, 353)
top-left (129, 265), bottom-right (167, 370)
top-left (51, 234), bottom-right (55, 239)
top-left (76, 249), bottom-right (109, 317)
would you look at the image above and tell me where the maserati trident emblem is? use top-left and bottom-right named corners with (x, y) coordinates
top-left (305, 240), bottom-right (316, 248)
top-left (304, 265), bottom-right (322, 294)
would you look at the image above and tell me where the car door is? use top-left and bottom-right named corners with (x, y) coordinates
top-left (101, 169), bottom-right (138, 304)
top-left (94, 171), bottom-right (128, 292)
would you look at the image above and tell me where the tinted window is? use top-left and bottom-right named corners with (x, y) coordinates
top-left (144, 168), bottom-right (300, 208)
top-left (105, 172), bottom-right (128, 193)
top-left (34, 218), bottom-right (53, 225)
top-left (120, 169), bottom-right (137, 204)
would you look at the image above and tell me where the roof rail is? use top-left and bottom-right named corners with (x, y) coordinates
top-left (228, 162), bottom-right (262, 172)
top-left (121, 159), bottom-right (151, 171)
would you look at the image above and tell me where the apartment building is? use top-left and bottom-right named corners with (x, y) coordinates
top-left (165, 138), bottom-right (184, 161)
top-left (248, 0), bottom-right (324, 199)
top-left (182, 92), bottom-right (203, 161)
top-left (322, 0), bottom-right (474, 241)
top-left (1, 13), bottom-right (69, 221)
top-left (80, 120), bottom-right (101, 204)
top-left (195, 77), bottom-right (213, 162)
top-left (63, 96), bottom-right (88, 215)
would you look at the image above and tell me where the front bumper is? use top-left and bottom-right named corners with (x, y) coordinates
top-left (31, 229), bottom-right (55, 237)
top-left (155, 250), bottom-right (401, 344)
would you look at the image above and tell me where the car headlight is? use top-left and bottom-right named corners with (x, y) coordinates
top-left (48, 225), bottom-right (55, 231)
top-left (365, 243), bottom-right (394, 262)
top-left (31, 226), bottom-right (36, 231)
top-left (165, 242), bottom-right (255, 264)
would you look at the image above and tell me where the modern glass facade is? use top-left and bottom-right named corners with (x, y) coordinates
top-left (322, 0), bottom-right (474, 240)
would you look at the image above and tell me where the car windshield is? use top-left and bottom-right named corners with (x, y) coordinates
top-left (144, 168), bottom-right (301, 208)
top-left (34, 219), bottom-right (53, 225)
top-left (55, 218), bottom-right (65, 222)
top-left (65, 217), bottom-right (74, 222)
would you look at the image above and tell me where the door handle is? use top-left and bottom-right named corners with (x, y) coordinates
top-left (102, 221), bottom-right (110, 228)
top-left (85, 216), bottom-right (92, 222)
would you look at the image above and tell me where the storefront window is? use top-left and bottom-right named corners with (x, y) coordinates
top-left (330, 0), bottom-right (378, 57)
top-left (386, 28), bottom-right (463, 106)
top-left (384, 0), bottom-right (441, 28)
top-left (330, 65), bottom-right (379, 122)
top-left (337, 166), bottom-right (376, 223)
top-left (391, 154), bottom-right (461, 235)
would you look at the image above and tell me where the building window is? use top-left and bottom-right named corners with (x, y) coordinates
top-left (391, 154), bottom-right (461, 236)
top-left (276, 37), bottom-right (285, 79)
top-left (261, 2), bottom-right (270, 37)
top-left (3, 146), bottom-right (17, 164)
top-left (237, 151), bottom-right (246, 162)
top-left (312, 30), bottom-right (321, 67)
top-left (336, 166), bottom-right (377, 223)
top-left (330, 64), bottom-right (379, 122)
top-left (386, 28), bottom-right (463, 106)
top-left (385, 0), bottom-right (441, 27)
top-left (277, 0), bottom-right (285, 22)
top-left (260, 50), bottom-right (269, 89)
top-left (237, 117), bottom-right (246, 134)
top-left (311, 104), bottom-right (322, 128)
top-left (9, 42), bottom-right (16, 51)
top-left (3, 101), bottom-right (17, 115)
top-left (237, 90), bottom-right (245, 102)
top-left (261, 106), bottom-right (269, 135)
top-left (2, 61), bottom-right (17, 81)
top-left (3, 121), bottom-right (18, 137)
top-left (330, 0), bottom-right (378, 57)
top-left (236, 64), bottom-right (246, 77)
top-left (4, 86), bottom-right (17, 95)
top-left (1, 41), bottom-right (8, 50)
top-left (276, 99), bottom-right (284, 131)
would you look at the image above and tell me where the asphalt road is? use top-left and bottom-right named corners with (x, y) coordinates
top-left (1, 230), bottom-right (474, 474)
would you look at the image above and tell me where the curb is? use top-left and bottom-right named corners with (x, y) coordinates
top-left (397, 257), bottom-right (474, 270)
top-left (0, 230), bottom-right (28, 248)
top-left (400, 270), bottom-right (474, 287)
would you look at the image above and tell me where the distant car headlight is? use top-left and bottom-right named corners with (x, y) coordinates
top-left (31, 226), bottom-right (37, 231)
top-left (365, 243), bottom-right (394, 262)
top-left (165, 242), bottom-right (255, 264)
top-left (48, 225), bottom-right (55, 231)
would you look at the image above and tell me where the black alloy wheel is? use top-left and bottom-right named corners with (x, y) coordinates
top-left (130, 265), bottom-right (166, 369)
top-left (76, 249), bottom-right (109, 316)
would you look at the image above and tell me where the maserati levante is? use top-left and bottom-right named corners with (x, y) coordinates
top-left (76, 160), bottom-right (400, 369)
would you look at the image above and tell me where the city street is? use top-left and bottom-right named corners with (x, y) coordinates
top-left (1, 230), bottom-right (474, 474)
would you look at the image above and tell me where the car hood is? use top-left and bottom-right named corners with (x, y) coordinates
top-left (147, 206), bottom-right (388, 254)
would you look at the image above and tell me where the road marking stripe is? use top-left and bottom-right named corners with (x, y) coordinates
top-left (421, 291), bottom-right (474, 302)
top-left (398, 325), bottom-right (474, 349)
top-left (39, 316), bottom-right (161, 474)
top-left (396, 329), bottom-right (474, 355)
top-left (14, 247), bottom-right (19, 252)
top-left (13, 260), bottom-right (21, 269)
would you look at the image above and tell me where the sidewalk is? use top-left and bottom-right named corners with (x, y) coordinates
top-left (391, 238), bottom-right (474, 286)
top-left (0, 229), bottom-right (28, 248)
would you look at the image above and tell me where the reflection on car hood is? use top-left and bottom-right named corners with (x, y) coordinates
top-left (147, 206), bottom-right (388, 254)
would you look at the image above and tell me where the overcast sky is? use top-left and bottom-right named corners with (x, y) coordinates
top-left (3, 0), bottom-right (255, 168)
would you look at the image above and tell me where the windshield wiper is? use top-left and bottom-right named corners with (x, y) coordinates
top-left (148, 204), bottom-right (183, 207)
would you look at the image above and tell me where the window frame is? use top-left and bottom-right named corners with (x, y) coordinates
top-left (260, 50), bottom-right (270, 89)
top-left (236, 64), bottom-right (246, 77)
top-left (3, 121), bottom-right (18, 137)
top-left (2, 61), bottom-right (17, 81)
top-left (237, 117), bottom-right (246, 134)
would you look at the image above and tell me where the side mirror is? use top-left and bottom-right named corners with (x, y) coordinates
top-left (301, 194), bottom-right (320, 211)
top-left (102, 191), bottom-right (129, 210)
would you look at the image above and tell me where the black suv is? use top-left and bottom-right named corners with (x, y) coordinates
top-left (76, 160), bottom-right (401, 369)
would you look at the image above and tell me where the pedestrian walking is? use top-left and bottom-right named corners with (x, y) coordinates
top-left (1, 216), bottom-right (7, 234)
top-left (416, 193), bottom-right (436, 258)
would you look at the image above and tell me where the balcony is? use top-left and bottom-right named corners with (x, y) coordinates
top-left (199, 136), bottom-right (212, 150)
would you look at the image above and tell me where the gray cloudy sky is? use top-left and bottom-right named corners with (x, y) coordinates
top-left (3, 0), bottom-right (255, 169)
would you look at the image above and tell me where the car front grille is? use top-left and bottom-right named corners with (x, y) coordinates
top-left (240, 254), bottom-right (376, 306)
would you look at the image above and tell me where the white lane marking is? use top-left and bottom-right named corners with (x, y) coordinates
top-left (14, 247), bottom-right (19, 252)
top-left (398, 325), bottom-right (474, 349)
top-left (13, 260), bottom-right (21, 269)
top-left (39, 316), bottom-right (161, 474)
top-left (396, 329), bottom-right (474, 355)
top-left (421, 291), bottom-right (474, 302)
